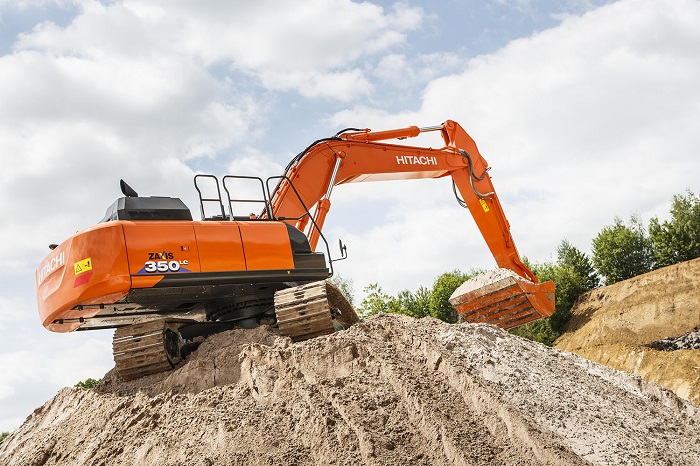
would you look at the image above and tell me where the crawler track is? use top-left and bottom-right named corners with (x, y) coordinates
top-left (113, 319), bottom-right (185, 381)
top-left (111, 281), bottom-right (359, 380)
top-left (275, 280), bottom-right (359, 341)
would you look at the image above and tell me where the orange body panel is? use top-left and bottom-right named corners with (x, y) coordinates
top-left (238, 222), bottom-right (295, 270)
top-left (36, 222), bottom-right (130, 331)
top-left (193, 222), bottom-right (246, 272)
top-left (122, 221), bottom-right (201, 280)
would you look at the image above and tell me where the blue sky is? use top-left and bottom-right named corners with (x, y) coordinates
top-left (1, 0), bottom-right (698, 431)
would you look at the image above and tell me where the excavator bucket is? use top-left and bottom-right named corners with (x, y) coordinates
top-left (449, 271), bottom-right (555, 329)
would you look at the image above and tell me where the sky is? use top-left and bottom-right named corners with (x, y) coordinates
top-left (0, 0), bottom-right (698, 431)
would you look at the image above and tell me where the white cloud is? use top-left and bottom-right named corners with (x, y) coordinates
top-left (0, 0), bottom-right (73, 9)
top-left (170, 0), bottom-right (422, 70)
top-left (225, 149), bottom-right (285, 180)
top-left (0, 296), bottom-right (26, 332)
top-left (374, 52), bottom-right (462, 87)
top-left (0, 335), bottom-right (113, 430)
top-left (329, 0), bottom-right (700, 283)
top-left (13, 0), bottom-right (424, 101)
top-left (260, 68), bottom-right (374, 101)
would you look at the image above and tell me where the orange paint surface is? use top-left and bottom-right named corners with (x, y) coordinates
top-left (36, 222), bottom-right (130, 330)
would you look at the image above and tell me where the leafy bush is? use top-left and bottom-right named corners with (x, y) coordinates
top-left (511, 240), bottom-right (599, 345)
top-left (427, 270), bottom-right (475, 323)
top-left (387, 287), bottom-right (431, 319)
top-left (358, 269), bottom-right (483, 323)
top-left (74, 378), bottom-right (101, 390)
top-left (0, 431), bottom-right (9, 443)
top-left (358, 283), bottom-right (393, 317)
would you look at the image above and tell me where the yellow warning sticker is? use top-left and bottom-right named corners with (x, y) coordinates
top-left (74, 258), bottom-right (92, 275)
top-left (479, 199), bottom-right (490, 212)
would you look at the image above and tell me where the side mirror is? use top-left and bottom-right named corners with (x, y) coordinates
top-left (337, 239), bottom-right (348, 261)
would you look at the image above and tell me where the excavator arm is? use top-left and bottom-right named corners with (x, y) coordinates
top-left (271, 120), bottom-right (530, 279)
top-left (268, 120), bottom-right (555, 328)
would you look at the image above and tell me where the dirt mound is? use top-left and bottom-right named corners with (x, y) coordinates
top-left (2, 315), bottom-right (699, 466)
top-left (555, 257), bottom-right (700, 404)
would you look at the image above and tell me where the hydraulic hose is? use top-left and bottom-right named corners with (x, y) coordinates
top-left (459, 149), bottom-right (495, 199)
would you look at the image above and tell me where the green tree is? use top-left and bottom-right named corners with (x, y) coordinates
top-left (387, 287), bottom-right (431, 318)
top-left (649, 190), bottom-right (700, 268)
top-left (592, 215), bottom-right (654, 285)
top-left (74, 378), bottom-right (101, 390)
top-left (0, 431), bottom-right (9, 443)
top-left (428, 269), bottom-right (474, 324)
top-left (329, 274), bottom-right (356, 307)
top-left (512, 240), bottom-right (599, 345)
top-left (357, 283), bottom-right (393, 317)
top-left (550, 239), bottom-right (599, 331)
top-left (557, 239), bottom-right (599, 291)
top-left (409, 286), bottom-right (431, 319)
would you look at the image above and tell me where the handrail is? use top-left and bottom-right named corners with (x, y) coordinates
top-left (194, 174), bottom-right (226, 220)
top-left (266, 175), bottom-right (336, 276)
top-left (222, 175), bottom-right (273, 220)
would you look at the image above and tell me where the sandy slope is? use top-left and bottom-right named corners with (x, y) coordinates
top-left (2, 315), bottom-right (699, 466)
top-left (555, 257), bottom-right (700, 404)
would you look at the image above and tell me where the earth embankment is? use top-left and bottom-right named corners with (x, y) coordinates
top-left (554, 257), bottom-right (700, 404)
top-left (1, 314), bottom-right (699, 465)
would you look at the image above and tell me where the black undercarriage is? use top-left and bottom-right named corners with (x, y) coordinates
top-left (65, 266), bottom-right (330, 332)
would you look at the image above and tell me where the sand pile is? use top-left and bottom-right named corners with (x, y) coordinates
top-left (1, 314), bottom-right (699, 466)
top-left (555, 257), bottom-right (700, 404)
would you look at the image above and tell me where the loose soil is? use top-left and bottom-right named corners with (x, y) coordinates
top-left (450, 268), bottom-right (528, 297)
top-left (2, 313), bottom-right (699, 465)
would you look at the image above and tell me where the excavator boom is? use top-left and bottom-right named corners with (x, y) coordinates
top-left (268, 120), bottom-right (555, 327)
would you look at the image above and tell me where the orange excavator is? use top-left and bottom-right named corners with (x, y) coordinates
top-left (35, 120), bottom-right (554, 380)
